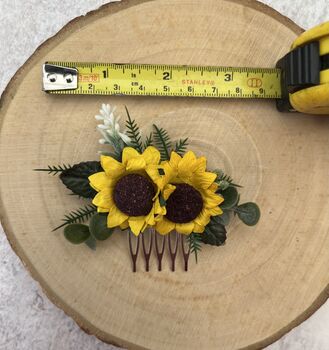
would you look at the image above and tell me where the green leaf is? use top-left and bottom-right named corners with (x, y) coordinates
top-left (64, 224), bottom-right (90, 244)
top-left (34, 164), bottom-right (72, 175)
top-left (159, 193), bottom-right (166, 207)
top-left (221, 186), bottom-right (239, 209)
top-left (174, 138), bottom-right (189, 156)
top-left (59, 161), bottom-right (102, 198)
top-left (153, 124), bottom-right (172, 161)
top-left (89, 213), bottom-right (114, 241)
top-left (219, 180), bottom-right (230, 191)
top-left (53, 204), bottom-right (97, 231)
top-left (213, 211), bottom-right (230, 226)
top-left (236, 202), bottom-right (260, 226)
top-left (125, 106), bottom-right (143, 153)
top-left (186, 233), bottom-right (202, 263)
top-left (85, 235), bottom-right (97, 250)
top-left (214, 169), bottom-right (241, 188)
top-left (143, 132), bottom-right (153, 149)
top-left (201, 219), bottom-right (227, 246)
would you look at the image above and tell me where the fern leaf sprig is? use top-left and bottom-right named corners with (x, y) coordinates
top-left (214, 169), bottom-right (242, 188)
top-left (143, 132), bottom-right (153, 149)
top-left (153, 124), bottom-right (172, 161)
top-left (34, 164), bottom-right (72, 176)
top-left (53, 204), bottom-right (97, 231)
top-left (124, 106), bottom-right (143, 153)
top-left (186, 233), bottom-right (203, 263)
top-left (174, 138), bottom-right (189, 156)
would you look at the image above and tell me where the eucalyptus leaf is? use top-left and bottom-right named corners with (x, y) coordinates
top-left (221, 186), bottom-right (239, 209)
top-left (85, 235), bottom-right (97, 250)
top-left (59, 161), bottom-right (102, 198)
top-left (201, 219), bottom-right (227, 246)
top-left (211, 212), bottom-right (230, 226)
top-left (217, 211), bottom-right (231, 226)
top-left (89, 213), bottom-right (114, 241)
top-left (236, 202), bottom-right (260, 226)
top-left (64, 224), bottom-right (90, 244)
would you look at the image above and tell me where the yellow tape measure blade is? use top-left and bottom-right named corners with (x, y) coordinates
top-left (44, 62), bottom-right (282, 99)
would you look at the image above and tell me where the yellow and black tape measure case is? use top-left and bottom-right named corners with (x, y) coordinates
top-left (42, 21), bottom-right (329, 115)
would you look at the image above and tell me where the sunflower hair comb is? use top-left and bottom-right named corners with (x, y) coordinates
top-left (35, 104), bottom-right (260, 271)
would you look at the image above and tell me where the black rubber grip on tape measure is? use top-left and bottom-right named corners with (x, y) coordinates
top-left (321, 54), bottom-right (329, 71)
top-left (276, 41), bottom-right (320, 112)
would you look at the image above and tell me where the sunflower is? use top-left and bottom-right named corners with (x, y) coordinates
top-left (146, 151), bottom-right (224, 235)
top-left (89, 146), bottom-right (164, 236)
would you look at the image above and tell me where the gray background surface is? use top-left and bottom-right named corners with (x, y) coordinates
top-left (0, 1), bottom-right (328, 349)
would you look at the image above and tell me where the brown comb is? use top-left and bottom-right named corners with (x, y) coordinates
top-left (128, 229), bottom-right (190, 272)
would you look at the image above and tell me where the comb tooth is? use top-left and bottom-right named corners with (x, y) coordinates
top-left (168, 231), bottom-right (179, 272)
top-left (180, 235), bottom-right (190, 272)
top-left (155, 231), bottom-right (166, 271)
top-left (128, 230), bottom-right (140, 272)
top-left (142, 229), bottom-right (153, 272)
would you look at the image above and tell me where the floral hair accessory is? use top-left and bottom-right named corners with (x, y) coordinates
top-left (35, 104), bottom-right (260, 271)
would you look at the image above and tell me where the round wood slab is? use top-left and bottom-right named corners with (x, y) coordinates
top-left (1, 1), bottom-right (329, 349)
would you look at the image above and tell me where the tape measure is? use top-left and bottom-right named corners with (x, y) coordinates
top-left (42, 21), bottom-right (329, 115)
top-left (43, 62), bottom-right (281, 99)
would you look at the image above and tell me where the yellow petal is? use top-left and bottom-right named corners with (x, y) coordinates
top-left (144, 206), bottom-right (156, 226)
top-left (120, 220), bottom-right (129, 230)
top-left (128, 217), bottom-right (146, 236)
top-left (92, 188), bottom-right (114, 210)
top-left (193, 156), bottom-right (207, 173)
top-left (97, 207), bottom-right (109, 213)
top-left (155, 214), bottom-right (165, 222)
top-left (193, 223), bottom-right (205, 233)
top-left (89, 172), bottom-right (110, 191)
top-left (163, 184), bottom-right (176, 200)
top-left (142, 146), bottom-right (161, 165)
top-left (156, 217), bottom-right (175, 235)
top-left (122, 147), bottom-right (140, 164)
top-left (107, 206), bottom-right (129, 227)
top-left (153, 186), bottom-right (161, 201)
top-left (175, 222), bottom-right (194, 235)
top-left (101, 155), bottom-right (125, 177)
top-left (126, 157), bottom-right (146, 171)
top-left (192, 171), bottom-right (217, 189)
top-left (162, 162), bottom-right (177, 184)
top-left (209, 183), bottom-right (218, 192)
top-left (145, 164), bottom-right (163, 188)
top-left (209, 206), bottom-right (223, 216)
top-left (146, 162), bottom-right (176, 190)
top-left (178, 151), bottom-right (197, 180)
top-left (169, 152), bottom-right (182, 170)
top-left (182, 150), bottom-right (197, 161)
top-left (178, 151), bottom-right (196, 168)
top-left (194, 208), bottom-right (212, 227)
top-left (141, 222), bottom-right (149, 233)
top-left (202, 190), bottom-right (224, 208)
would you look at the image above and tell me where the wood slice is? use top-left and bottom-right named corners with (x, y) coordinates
top-left (0, 1), bottom-right (329, 349)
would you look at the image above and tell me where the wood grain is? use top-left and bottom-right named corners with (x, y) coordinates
top-left (0, 1), bottom-right (329, 349)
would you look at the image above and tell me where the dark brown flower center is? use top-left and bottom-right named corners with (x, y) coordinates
top-left (165, 183), bottom-right (203, 223)
top-left (114, 174), bottom-right (155, 216)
